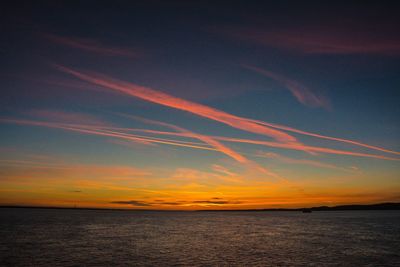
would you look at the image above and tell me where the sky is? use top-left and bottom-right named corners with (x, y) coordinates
top-left (0, 1), bottom-right (399, 210)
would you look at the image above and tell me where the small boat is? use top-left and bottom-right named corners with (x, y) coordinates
top-left (302, 208), bottom-right (312, 213)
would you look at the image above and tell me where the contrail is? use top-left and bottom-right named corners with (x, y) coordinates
top-left (246, 118), bottom-right (400, 156)
top-left (55, 64), bottom-right (298, 144)
top-left (55, 64), bottom-right (399, 156)
top-left (0, 119), bottom-right (217, 152)
top-left (118, 114), bottom-right (248, 163)
top-left (93, 126), bottom-right (399, 161)
top-left (243, 65), bottom-right (330, 109)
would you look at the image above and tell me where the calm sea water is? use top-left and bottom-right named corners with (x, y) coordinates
top-left (0, 208), bottom-right (399, 266)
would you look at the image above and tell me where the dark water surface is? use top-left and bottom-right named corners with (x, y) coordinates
top-left (0, 208), bottom-right (399, 266)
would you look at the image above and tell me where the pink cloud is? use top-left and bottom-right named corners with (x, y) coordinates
top-left (118, 115), bottom-right (280, 178)
top-left (243, 65), bottom-right (331, 110)
top-left (214, 136), bottom-right (400, 161)
top-left (246, 119), bottom-right (400, 156)
top-left (108, 138), bottom-right (158, 148)
top-left (106, 127), bottom-right (400, 161)
top-left (44, 34), bottom-right (140, 57)
top-left (56, 65), bottom-right (399, 157)
top-left (120, 114), bottom-right (248, 163)
top-left (212, 164), bottom-right (237, 177)
top-left (1, 159), bottom-right (151, 180)
top-left (225, 27), bottom-right (400, 55)
top-left (0, 119), bottom-right (216, 152)
top-left (0, 118), bottom-right (281, 178)
top-left (55, 65), bottom-right (298, 144)
top-left (256, 151), bottom-right (344, 170)
top-left (103, 126), bottom-right (399, 161)
top-left (27, 110), bottom-right (110, 126)
top-left (1, 118), bottom-right (399, 167)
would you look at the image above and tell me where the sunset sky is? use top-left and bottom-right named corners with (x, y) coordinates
top-left (1, 1), bottom-right (399, 209)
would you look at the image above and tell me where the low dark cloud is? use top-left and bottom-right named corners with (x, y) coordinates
top-left (110, 200), bottom-right (152, 207)
top-left (159, 202), bottom-right (183, 206)
top-left (192, 200), bottom-right (242, 205)
top-left (152, 199), bottom-right (186, 205)
top-left (111, 199), bottom-right (242, 207)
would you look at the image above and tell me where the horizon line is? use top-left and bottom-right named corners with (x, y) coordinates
top-left (1, 202), bottom-right (399, 212)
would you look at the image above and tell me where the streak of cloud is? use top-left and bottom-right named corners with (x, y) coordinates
top-left (212, 164), bottom-right (237, 177)
top-left (44, 34), bottom-right (140, 57)
top-left (28, 109), bottom-right (110, 126)
top-left (117, 114), bottom-right (281, 178)
top-left (55, 65), bottom-right (298, 144)
top-left (225, 27), bottom-right (400, 55)
top-left (256, 152), bottom-right (344, 170)
top-left (0, 118), bottom-right (217, 152)
top-left (55, 65), bottom-right (399, 157)
top-left (119, 114), bottom-right (248, 163)
top-left (0, 159), bottom-right (151, 179)
top-left (214, 135), bottom-right (400, 161)
top-left (1, 116), bottom-right (280, 180)
top-left (108, 138), bottom-right (158, 147)
top-left (243, 65), bottom-right (331, 110)
top-left (1, 118), bottom-right (398, 167)
top-left (90, 125), bottom-right (400, 161)
top-left (0, 159), bottom-right (66, 169)
top-left (246, 118), bottom-right (400, 156)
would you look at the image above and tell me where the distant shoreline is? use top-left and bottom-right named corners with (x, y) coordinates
top-left (0, 202), bottom-right (399, 212)
top-left (199, 202), bottom-right (400, 212)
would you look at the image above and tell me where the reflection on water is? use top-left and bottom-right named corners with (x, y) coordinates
top-left (1, 208), bottom-right (399, 266)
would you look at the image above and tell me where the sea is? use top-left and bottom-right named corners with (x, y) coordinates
top-left (0, 208), bottom-right (399, 266)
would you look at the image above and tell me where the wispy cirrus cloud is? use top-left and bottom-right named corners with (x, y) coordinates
top-left (108, 138), bottom-right (158, 148)
top-left (214, 135), bottom-right (400, 161)
top-left (171, 167), bottom-right (240, 183)
top-left (119, 114), bottom-right (248, 163)
top-left (54, 65), bottom-right (399, 158)
top-left (126, 128), bottom-right (400, 161)
top-left (223, 27), bottom-right (400, 55)
top-left (27, 109), bottom-right (110, 126)
top-left (212, 164), bottom-right (237, 177)
top-left (2, 118), bottom-right (398, 163)
top-left (0, 118), bottom-right (218, 152)
top-left (116, 114), bottom-right (281, 178)
top-left (256, 151), bottom-right (345, 171)
top-left (0, 158), bottom-right (151, 185)
top-left (55, 65), bottom-right (298, 144)
top-left (0, 159), bottom-right (66, 169)
top-left (44, 33), bottom-right (140, 57)
top-left (245, 119), bottom-right (400, 156)
top-left (243, 65), bottom-right (331, 110)
top-left (113, 127), bottom-right (399, 161)
top-left (112, 127), bottom-right (400, 161)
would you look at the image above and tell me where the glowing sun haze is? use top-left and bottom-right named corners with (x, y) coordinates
top-left (1, 1), bottom-right (399, 209)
